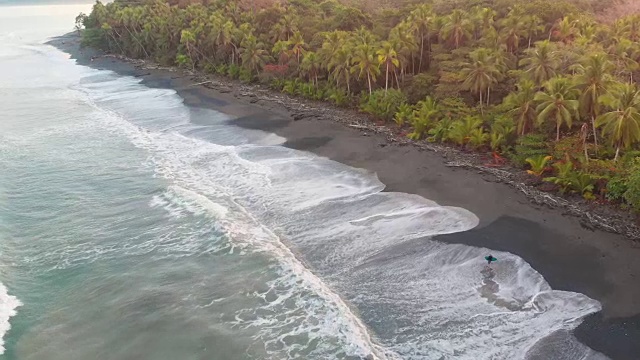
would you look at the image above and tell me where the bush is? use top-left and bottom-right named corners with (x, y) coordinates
top-left (239, 69), bottom-right (254, 83)
top-left (394, 103), bottom-right (413, 127)
top-left (510, 134), bottom-right (551, 167)
top-left (623, 158), bottom-right (640, 212)
top-left (606, 176), bottom-right (628, 202)
top-left (227, 64), bottom-right (241, 79)
top-left (326, 87), bottom-right (351, 107)
top-left (360, 89), bottom-right (407, 122)
top-left (405, 73), bottom-right (437, 104)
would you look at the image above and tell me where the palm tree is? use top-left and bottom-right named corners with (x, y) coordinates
top-left (390, 22), bottom-right (417, 82)
top-left (240, 35), bottom-right (270, 74)
top-left (440, 10), bottom-right (473, 49)
top-left (288, 30), bottom-right (306, 64)
top-left (377, 41), bottom-right (399, 93)
top-left (574, 53), bottom-right (615, 152)
top-left (320, 30), bottom-right (346, 64)
top-left (271, 14), bottom-right (298, 42)
top-left (180, 29), bottom-right (196, 70)
top-left (523, 15), bottom-right (544, 48)
top-left (301, 51), bottom-right (321, 85)
top-left (499, 14), bottom-right (525, 53)
top-left (461, 48), bottom-right (502, 111)
top-left (504, 79), bottom-right (538, 135)
top-left (408, 4), bottom-right (435, 72)
top-left (272, 40), bottom-right (290, 65)
top-left (535, 77), bottom-right (580, 141)
top-left (520, 40), bottom-right (560, 85)
top-left (328, 46), bottom-right (352, 93)
top-left (551, 16), bottom-right (577, 44)
top-left (351, 44), bottom-right (380, 95)
top-left (596, 83), bottom-right (640, 161)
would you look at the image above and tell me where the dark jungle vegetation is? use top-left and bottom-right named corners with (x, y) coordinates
top-left (77, 0), bottom-right (640, 212)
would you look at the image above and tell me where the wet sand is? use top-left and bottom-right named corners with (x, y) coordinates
top-left (49, 33), bottom-right (640, 359)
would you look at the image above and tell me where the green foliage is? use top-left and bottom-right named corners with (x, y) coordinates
top-left (360, 89), bottom-right (407, 122)
top-left (78, 0), bottom-right (640, 212)
top-left (405, 73), bottom-right (437, 104)
top-left (175, 54), bottom-right (192, 69)
top-left (447, 116), bottom-right (483, 146)
top-left (525, 155), bottom-right (552, 176)
top-left (326, 87), bottom-right (350, 106)
top-left (227, 64), bottom-right (241, 79)
top-left (428, 116), bottom-right (454, 143)
top-left (606, 176), bottom-right (628, 201)
top-left (510, 134), bottom-right (550, 166)
top-left (623, 159), bottom-right (640, 212)
top-left (408, 97), bottom-right (440, 140)
top-left (394, 103), bottom-right (413, 127)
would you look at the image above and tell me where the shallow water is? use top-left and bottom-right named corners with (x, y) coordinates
top-left (0, 4), bottom-right (608, 359)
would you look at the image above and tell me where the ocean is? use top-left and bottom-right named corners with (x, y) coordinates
top-left (0, 4), bottom-right (608, 359)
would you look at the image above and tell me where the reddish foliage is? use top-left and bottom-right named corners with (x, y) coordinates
top-left (263, 64), bottom-right (289, 76)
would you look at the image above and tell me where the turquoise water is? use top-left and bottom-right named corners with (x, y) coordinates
top-left (0, 4), bottom-right (608, 360)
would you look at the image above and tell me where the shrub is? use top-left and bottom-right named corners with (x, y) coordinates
top-left (447, 116), bottom-right (483, 146)
top-left (510, 134), bottom-right (551, 167)
top-left (227, 64), bottom-right (241, 79)
top-left (405, 73), bottom-right (437, 104)
top-left (239, 69), bottom-right (254, 83)
top-left (360, 89), bottom-right (407, 122)
top-left (606, 176), bottom-right (628, 202)
top-left (428, 116), bottom-right (454, 143)
top-left (394, 103), bottom-right (413, 127)
top-left (326, 87), bottom-right (350, 107)
top-left (623, 158), bottom-right (640, 212)
top-left (175, 54), bottom-right (192, 69)
top-left (408, 97), bottom-right (440, 140)
top-left (525, 155), bottom-right (552, 176)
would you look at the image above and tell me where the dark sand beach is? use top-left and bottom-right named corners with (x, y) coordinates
top-left (50, 33), bottom-right (640, 359)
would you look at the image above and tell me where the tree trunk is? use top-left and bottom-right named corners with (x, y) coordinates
top-left (367, 72), bottom-right (372, 95)
top-left (591, 115), bottom-right (598, 155)
top-left (614, 146), bottom-right (620, 161)
top-left (385, 62), bottom-right (389, 93)
top-left (487, 87), bottom-right (491, 106)
top-left (556, 121), bottom-right (561, 141)
top-left (394, 69), bottom-right (400, 89)
top-left (479, 91), bottom-right (484, 115)
top-left (419, 34), bottom-right (424, 73)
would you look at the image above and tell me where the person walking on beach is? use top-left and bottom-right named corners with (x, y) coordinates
top-left (485, 254), bottom-right (497, 266)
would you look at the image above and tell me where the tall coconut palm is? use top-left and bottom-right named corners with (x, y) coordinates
top-left (300, 51), bottom-right (321, 85)
top-left (596, 83), bottom-right (640, 161)
top-left (535, 77), bottom-right (580, 141)
top-left (574, 53), bottom-right (615, 152)
top-left (351, 44), bottom-right (380, 95)
top-left (523, 15), bottom-right (544, 48)
top-left (390, 22), bottom-right (417, 81)
top-left (520, 40), bottom-right (560, 85)
top-left (499, 14), bottom-right (525, 53)
top-left (240, 35), bottom-right (270, 73)
top-left (180, 29), bottom-right (197, 70)
top-left (328, 46), bottom-right (352, 93)
top-left (461, 48), bottom-right (502, 111)
top-left (288, 30), bottom-right (306, 64)
top-left (504, 79), bottom-right (538, 135)
top-left (440, 10), bottom-right (472, 49)
top-left (377, 41), bottom-right (400, 93)
top-left (272, 40), bottom-right (290, 65)
top-left (408, 4), bottom-right (435, 72)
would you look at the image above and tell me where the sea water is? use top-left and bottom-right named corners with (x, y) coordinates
top-left (0, 4), bottom-right (609, 359)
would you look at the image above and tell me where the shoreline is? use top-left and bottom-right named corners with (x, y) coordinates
top-left (49, 33), bottom-right (640, 359)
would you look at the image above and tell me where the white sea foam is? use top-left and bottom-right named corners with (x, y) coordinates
top-left (0, 282), bottom-right (21, 355)
top-left (73, 70), bottom-right (606, 359)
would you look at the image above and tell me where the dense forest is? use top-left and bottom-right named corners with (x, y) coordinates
top-left (77, 0), bottom-right (640, 212)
